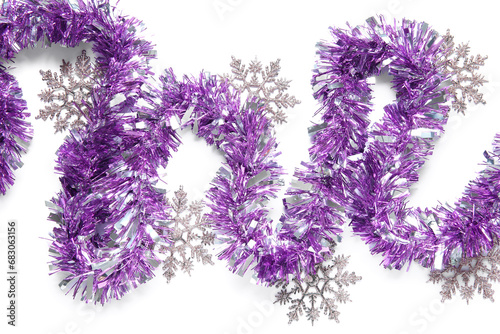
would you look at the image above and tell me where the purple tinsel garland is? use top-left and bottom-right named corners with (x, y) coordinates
top-left (0, 0), bottom-right (180, 303)
top-left (161, 70), bottom-right (343, 284)
top-left (311, 17), bottom-right (500, 271)
top-left (0, 69), bottom-right (32, 194)
top-left (2, 0), bottom-right (495, 304)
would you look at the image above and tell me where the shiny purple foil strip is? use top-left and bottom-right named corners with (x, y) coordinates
top-left (1, 0), bottom-right (179, 303)
top-left (312, 17), bottom-right (500, 271)
top-left (161, 70), bottom-right (342, 284)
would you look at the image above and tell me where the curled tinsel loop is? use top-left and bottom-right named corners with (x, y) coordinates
top-left (1, 0), bottom-right (180, 303)
top-left (160, 69), bottom-right (343, 284)
top-left (313, 16), bottom-right (498, 271)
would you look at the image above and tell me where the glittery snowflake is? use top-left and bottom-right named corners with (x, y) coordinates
top-left (37, 50), bottom-right (96, 132)
top-left (160, 186), bottom-right (215, 283)
top-left (221, 56), bottom-right (300, 124)
top-left (439, 30), bottom-right (488, 114)
top-left (428, 240), bottom-right (500, 304)
top-left (274, 245), bottom-right (361, 325)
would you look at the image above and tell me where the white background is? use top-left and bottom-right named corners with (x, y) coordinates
top-left (2, 0), bottom-right (500, 333)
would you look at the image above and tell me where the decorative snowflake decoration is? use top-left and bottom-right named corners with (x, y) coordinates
top-left (428, 240), bottom-right (500, 304)
top-left (274, 244), bottom-right (361, 325)
top-left (37, 49), bottom-right (96, 132)
top-left (160, 186), bottom-right (215, 283)
top-left (221, 56), bottom-right (300, 124)
top-left (439, 30), bottom-right (488, 114)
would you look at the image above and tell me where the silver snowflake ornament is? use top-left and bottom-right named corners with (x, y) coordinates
top-left (274, 245), bottom-right (361, 325)
top-left (221, 56), bottom-right (301, 124)
top-left (37, 50), bottom-right (96, 132)
top-left (428, 240), bottom-right (500, 304)
top-left (438, 30), bottom-right (488, 114)
top-left (160, 186), bottom-right (215, 283)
